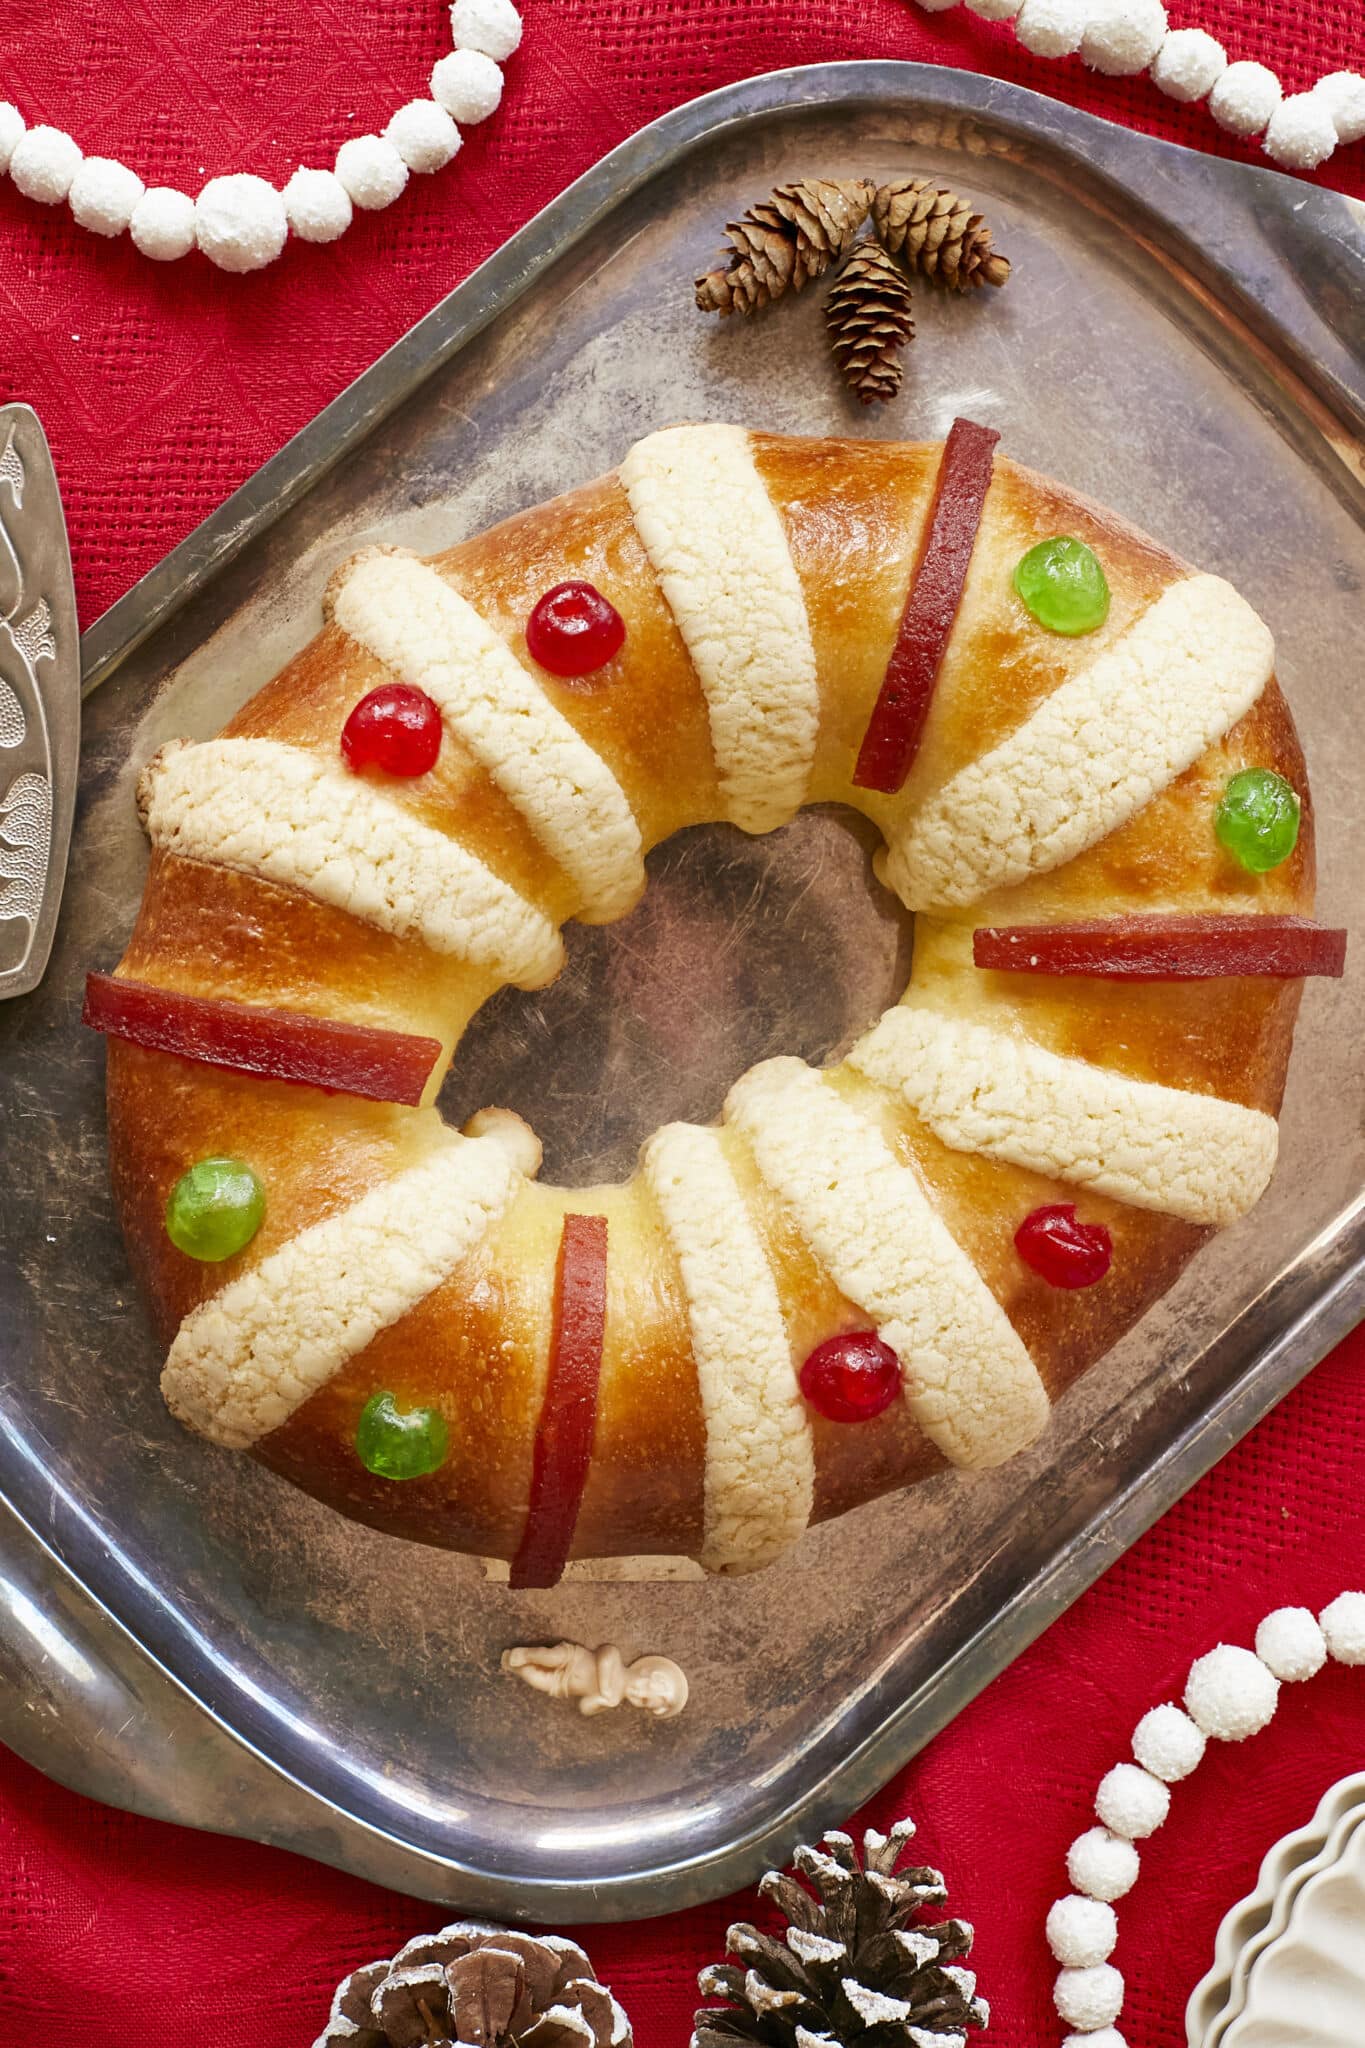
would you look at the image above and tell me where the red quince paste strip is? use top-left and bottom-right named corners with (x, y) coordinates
top-left (509, 1213), bottom-right (609, 1590)
top-left (972, 915), bottom-right (1348, 981)
top-left (853, 416), bottom-right (1000, 796)
top-left (83, 972), bottom-right (442, 1104)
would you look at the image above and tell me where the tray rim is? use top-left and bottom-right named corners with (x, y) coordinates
top-left (6, 57), bottom-right (1363, 1920)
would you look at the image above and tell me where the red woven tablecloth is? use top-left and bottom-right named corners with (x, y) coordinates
top-left (2, 4), bottom-right (1363, 2043)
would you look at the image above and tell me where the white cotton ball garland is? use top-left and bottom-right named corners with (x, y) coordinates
top-left (335, 135), bottom-right (410, 211)
top-left (1081, 0), bottom-right (1166, 78)
top-left (0, 104), bottom-right (27, 174)
top-left (1095, 1762), bottom-right (1170, 1839)
top-left (1255, 1607), bottom-right (1327, 1682)
top-left (1015, 0), bottom-right (1088, 60)
top-left (915, 0), bottom-right (1362, 172)
top-left (1321, 1591), bottom-right (1365, 1663)
top-left (10, 125), bottom-right (82, 204)
top-left (0, 2), bottom-right (520, 268)
top-left (1150, 28), bottom-right (1226, 102)
top-left (130, 187), bottom-right (198, 261)
top-left (1185, 1643), bottom-right (1279, 1740)
top-left (1047, 1894), bottom-right (1118, 1967)
top-left (432, 48), bottom-right (504, 123)
top-left (1046, 1594), bottom-right (1365, 2045)
top-left (195, 173), bottom-right (289, 272)
top-left (1209, 60), bottom-right (1283, 138)
top-left (68, 156), bottom-right (144, 237)
top-left (283, 168), bottom-right (352, 245)
top-left (1132, 1702), bottom-right (1205, 1781)
top-left (1314, 72), bottom-right (1365, 145)
top-left (1055, 1963), bottom-right (1124, 2031)
top-left (451, 0), bottom-right (523, 62)
top-left (1066, 1827), bottom-right (1140, 1902)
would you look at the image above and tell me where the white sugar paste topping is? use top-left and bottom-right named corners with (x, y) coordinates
top-left (162, 1128), bottom-right (526, 1448)
top-left (723, 1060), bottom-right (1048, 1469)
top-left (643, 1121), bottom-right (813, 1573)
top-left (139, 736), bottom-right (562, 986)
top-left (620, 424), bottom-right (819, 833)
top-left (884, 573), bottom-right (1274, 910)
top-left (331, 551), bottom-right (644, 921)
top-left (849, 1006), bottom-right (1276, 1227)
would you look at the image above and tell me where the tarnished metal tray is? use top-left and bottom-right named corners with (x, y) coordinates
top-left (1, 62), bottom-right (1363, 1922)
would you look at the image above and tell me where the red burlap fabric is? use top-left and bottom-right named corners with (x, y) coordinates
top-left (1, 5), bottom-right (1363, 2043)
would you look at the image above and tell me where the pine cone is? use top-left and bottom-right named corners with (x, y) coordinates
top-left (825, 240), bottom-right (915, 406)
top-left (317, 1921), bottom-right (632, 2048)
top-left (696, 179), bottom-right (876, 315)
top-left (872, 180), bottom-right (1010, 293)
top-left (693, 1821), bottom-right (988, 2048)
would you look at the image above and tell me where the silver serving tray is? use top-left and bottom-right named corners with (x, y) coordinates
top-left (1, 62), bottom-right (1363, 1923)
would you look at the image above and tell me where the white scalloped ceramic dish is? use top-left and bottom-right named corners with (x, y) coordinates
top-left (1186, 1773), bottom-right (1365, 2047)
top-left (1220, 1807), bottom-right (1365, 2047)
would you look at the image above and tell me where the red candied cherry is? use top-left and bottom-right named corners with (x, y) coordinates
top-left (800, 1332), bottom-right (901, 1423)
top-left (526, 580), bottom-right (626, 678)
top-left (341, 683), bottom-right (443, 777)
top-left (1016, 1203), bottom-right (1112, 1289)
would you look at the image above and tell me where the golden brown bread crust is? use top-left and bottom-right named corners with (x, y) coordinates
top-left (104, 433), bottom-right (1316, 1564)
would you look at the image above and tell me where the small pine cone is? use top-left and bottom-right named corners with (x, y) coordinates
top-left (696, 178), bottom-right (875, 314)
top-left (694, 1821), bottom-right (988, 2048)
top-left (826, 239), bottom-right (915, 406)
top-left (315, 1921), bottom-right (632, 2048)
top-left (872, 179), bottom-right (1011, 292)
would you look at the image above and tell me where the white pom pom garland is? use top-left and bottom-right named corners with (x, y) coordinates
top-left (450, 0), bottom-right (523, 61)
top-left (1015, 0), bottom-right (1088, 60)
top-left (1046, 1894), bottom-right (1118, 1967)
top-left (0, 104), bottom-right (27, 175)
top-left (130, 186), bottom-right (198, 262)
top-left (1095, 1762), bottom-right (1170, 1840)
top-left (913, 1), bottom-right (1362, 176)
top-left (386, 101), bottom-right (462, 174)
top-left (283, 167), bottom-right (353, 245)
top-left (68, 156), bottom-right (145, 237)
top-left (1265, 94), bottom-right (1341, 171)
top-left (0, 1), bottom-right (519, 267)
top-left (1047, 1594), bottom-right (1365, 2043)
top-left (195, 174), bottom-right (289, 273)
top-left (1066, 1827), bottom-right (1140, 1903)
top-left (10, 125), bottom-right (83, 205)
top-left (1150, 27), bottom-right (1226, 101)
top-left (1255, 1607), bottom-right (1327, 1682)
top-left (1321, 1591), bottom-right (1365, 1664)
top-left (1081, 0), bottom-right (1167, 78)
top-left (1185, 1643), bottom-right (1280, 1740)
top-left (1209, 60), bottom-right (1283, 138)
top-left (1055, 1963), bottom-right (1124, 2031)
top-left (432, 48), bottom-right (505, 123)
top-left (335, 135), bottom-right (410, 211)
top-left (1314, 71), bottom-right (1365, 145)
top-left (1131, 1703), bottom-right (1205, 1782)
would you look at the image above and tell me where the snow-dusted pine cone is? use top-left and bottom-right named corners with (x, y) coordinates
top-left (694, 1821), bottom-right (988, 2048)
top-left (316, 1921), bottom-right (632, 2048)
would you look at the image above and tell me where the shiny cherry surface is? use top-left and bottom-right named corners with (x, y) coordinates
top-left (341, 683), bottom-right (443, 776)
top-left (799, 1332), bottom-right (902, 1423)
top-left (1015, 1203), bottom-right (1113, 1289)
top-left (526, 580), bottom-right (626, 678)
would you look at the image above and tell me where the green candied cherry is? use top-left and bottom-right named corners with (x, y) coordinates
top-left (165, 1156), bottom-right (265, 1261)
top-left (1216, 767), bottom-right (1301, 874)
top-left (356, 1392), bottom-right (449, 1480)
top-left (1014, 535), bottom-right (1110, 636)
